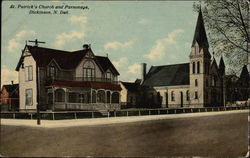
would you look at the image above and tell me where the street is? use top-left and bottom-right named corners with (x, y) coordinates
top-left (0, 111), bottom-right (248, 157)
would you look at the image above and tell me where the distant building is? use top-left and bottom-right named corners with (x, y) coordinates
top-left (15, 44), bottom-right (121, 113)
top-left (0, 81), bottom-right (19, 111)
top-left (120, 79), bottom-right (141, 108)
top-left (121, 8), bottom-right (249, 108)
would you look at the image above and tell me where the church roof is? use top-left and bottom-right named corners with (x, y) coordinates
top-left (192, 8), bottom-right (209, 48)
top-left (142, 63), bottom-right (190, 87)
top-left (15, 45), bottom-right (119, 75)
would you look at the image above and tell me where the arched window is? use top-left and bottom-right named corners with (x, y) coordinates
top-left (55, 89), bottom-right (65, 102)
top-left (195, 91), bottom-right (198, 99)
top-left (171, 91), bottom-right (175, 101)
top-left (195, 79), bottom-right (198, 87)
top-left (112, 92), bottom-right (119, 103)
top-left (197, 61), bottom-right (200, 74)
top-left (186, 90), bottom-right (189, 101)
top-left (97, 90), bottom-right (105, 103)
top-left (83, 60), bottom-right (95, 81)
top-left (192, 62), bottom-right (195, 74)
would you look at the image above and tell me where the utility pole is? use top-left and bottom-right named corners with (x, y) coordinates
top-left (28, 39), bottom-right (45, 125)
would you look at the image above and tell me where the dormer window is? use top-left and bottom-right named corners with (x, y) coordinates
top-left (47, 66), bottom-right (56, 79)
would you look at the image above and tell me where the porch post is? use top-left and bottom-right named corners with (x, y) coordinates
top-left (90, 88), bottom-right (92, 104)
top-left (52, 87), bottom-right (55, 111)
top-left (65, 88), bottom-right (67, 110)
top-left (110, 92), bottom-right (112, 104)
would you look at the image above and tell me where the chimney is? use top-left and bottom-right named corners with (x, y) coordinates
top-left (11, 81), bottom-right (14, 85)
top-left (83, 44), bottom-right (89, 50)
top-left (141, 63), bottom-right (147, 84)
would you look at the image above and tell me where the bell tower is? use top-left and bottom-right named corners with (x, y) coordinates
top-left (189, 8), bottom-right (211, 107)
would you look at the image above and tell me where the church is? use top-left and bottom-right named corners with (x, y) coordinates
top-left (120, 9), bottom-right (249, 108)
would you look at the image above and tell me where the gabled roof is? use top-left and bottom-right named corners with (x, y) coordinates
top-left (16, 45), bottom-right (87, 70)
top-left (121, 82), bottom-right (140, 92)
top-left (95, 56), bottom-right (119, 75)
top-left (15, 45), bottom-right (120, 75)
top-left (2, 84), bottom-right (19, 95)
top-left (142, 63), bottom-right (190, 87)
top-left (192, 8), bottom-right (209, 48)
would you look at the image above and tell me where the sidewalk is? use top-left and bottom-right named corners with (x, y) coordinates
top-left (1, 110), bottom-right (248, 128)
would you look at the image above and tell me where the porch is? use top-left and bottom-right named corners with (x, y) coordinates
top-left (46, 87), bottom-right (121, 112)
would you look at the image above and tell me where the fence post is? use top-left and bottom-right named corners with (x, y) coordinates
top-left (74, 112), bottom-right (77, 119)
top-left (139, 110), bottom-right (141, 116)
top-left (166, 109), bottom-right (168, 114)
top-left (158, 110), bottom-right (160, 115)
top-left (52, 112), bottom-right (55, 120)
top-left (127, 111), bottom-right (128, 117)
top-left (31, 113), bottom-right (33, 120)
top-left (191, 109), bottom-right (193, 113)
top-left (174, 109), bottom-right (176, 114)
top-left (149, 110), bottom-right (151, 115)
top-left (183, 109), bottom-right (185, 113)
top-left (92, 111), bottom-right (94, 118)
top-left (114, 111), bottom-right (116, 117)
top-left (13, 113), bottom-right (15, 119)
top-left (198, 108), bottom-right (200, 112)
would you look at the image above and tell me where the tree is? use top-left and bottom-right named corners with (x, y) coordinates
top-left (194, 0), bottom-right (249, 74)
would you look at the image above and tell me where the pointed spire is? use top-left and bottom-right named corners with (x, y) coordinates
top-left (240, 65), bottom-right (249, 79)
top-left (192, 7), bottom-right (209, 48)
top-left (219, 56), bottom-right (225, 75)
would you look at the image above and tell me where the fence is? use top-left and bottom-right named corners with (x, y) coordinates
top-left (0, 105), bottom-right (249, 120)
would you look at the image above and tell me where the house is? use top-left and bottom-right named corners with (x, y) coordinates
top-left (0, 81), bottom-right (19, 111)
top-left (120, 8), bottom-right (249, 108)
top-left (15, 44), bottom-right (122, 113)
top-left (120, 79), bottom-right (141, 108)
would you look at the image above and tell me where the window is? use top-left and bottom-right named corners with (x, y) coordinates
top-left (83, 60), bottom-right (95, 81)
top-left (195, 79), bottom-right (198, 87)
top-left (197, 61), bottom-right (200, 74)
top-left (47, 66), bottom-right (56, 78)
top-left (97, 90), bottom-right (105, 103)
top-left (25, 66), bottom-right (33, 81)
top-left (171, 91), bottom-right (175, 101)
top-left (192, 62), bottom-right (195, 74)
top-left (106, 72), bottom-right (112, 81)
top-left (186, 90), bottom-right (189, 101)
top-left (25, 89), bottom-right (33, 106)
top-left (55, 89), bottom-right (65, 102)
top-left (69, 92), bottom-right (79, 103)
top-left (195, 91), bottom-right (198, 99)
top-left (129, 96), bottom-right (133, 104)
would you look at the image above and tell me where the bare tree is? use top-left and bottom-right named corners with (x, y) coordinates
top-left (194, 0), bottom-right (249, 74)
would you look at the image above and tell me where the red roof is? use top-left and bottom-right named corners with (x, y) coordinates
top-left (46, 80), bottom-right (121, 91)
top-left (15, 45), bottom-right (120, 75)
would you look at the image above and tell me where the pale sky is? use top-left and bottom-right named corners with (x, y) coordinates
top-left (1, 1), bottom-right (199, 86)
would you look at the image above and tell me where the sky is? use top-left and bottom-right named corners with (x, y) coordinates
top-left (1, 0), bottom-right (200, 86)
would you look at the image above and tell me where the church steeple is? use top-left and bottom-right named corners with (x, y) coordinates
top-left (192, 7), bottom-right (209, 48)
top-left (219, 56), bottom-right (225, 75)
top-left (240, 65), bottom-right (249, 79)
